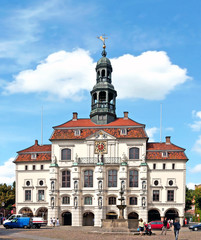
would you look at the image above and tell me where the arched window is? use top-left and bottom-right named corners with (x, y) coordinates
top-left (61, 148), bottom-right (71, 160)
top-left (129, 147), bottom-right (139, 159)
top-left (84, 170), bottom-right (93, 187)
top-left (129, 170), bottom-right (138, 187)
top-left (108, 197), bottom-right (116, 205)
top-left (62, 196), bottom-right (70, 204)
top-left (102, 69), bottom-right (105, 77)
top-left (84, 196), bottom-right (92, 205)
top-left (62, 170), bottom-right (71, 187)
top-left (129, 197), bottom-right (137, 205)
top-left (108, 170), bottom-right (117, 187)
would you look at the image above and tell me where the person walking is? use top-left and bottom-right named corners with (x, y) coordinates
top-left (138, 218), bottom-right (144, 236)
top-left (56, 218), bottom-right (59, 227)
top-left (161, 217), bottom-right (168, 235)
top-left (173, 219), bottom-right (181, 240)
top-left (53, 217), bottom-right (56, 227)
top-left (50, 217), bottom-right (53, 227)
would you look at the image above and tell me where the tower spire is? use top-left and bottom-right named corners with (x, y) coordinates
top-left (90, 38), bottom-right (117, 124)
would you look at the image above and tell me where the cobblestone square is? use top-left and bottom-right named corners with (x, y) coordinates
top-left (1, 225), bottom-right (201, 240)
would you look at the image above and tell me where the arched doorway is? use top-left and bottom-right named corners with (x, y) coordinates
top-left (36, 207), bottom-right (48, 220)
top-left (106, 212), bottom-right (118, 219)
top-left (83, 212), bottom-right (94, 226)
top-left (128, 212), bottom-right (139, 219)
top-left (165, 209), bottom-right (179, 220)
top-left (148, 209), bottom-right (161, 222)
top-left (62, 212), bottom-right (72, 225)
top-left (19, 207), bottom-right (33, 217)
top-left (128, 212), bottom-right (139, 229)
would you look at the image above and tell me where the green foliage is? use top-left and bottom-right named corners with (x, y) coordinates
top-left (0, 182), bottom-right (15, 209)
top-left (185, 186), bottom-right (194, 211)
top-left (194, 188), bottom-right (201, 210)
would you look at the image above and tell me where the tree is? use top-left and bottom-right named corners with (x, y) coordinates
top-left (185, 186), bottom-right (194, 211)
top-left (0, 182), bottom-right (15, 210)
top-left (194, 188), bottom-right (201, 210)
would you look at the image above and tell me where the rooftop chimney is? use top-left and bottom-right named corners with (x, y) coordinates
top-left (35, 140), bottom-right (38, 145)
top-left (73, 112), bottom-right (78, 121)
top-left (123, 111), bottom-right (128, 119)
top-left (166, 136), bottom-right (171, 144)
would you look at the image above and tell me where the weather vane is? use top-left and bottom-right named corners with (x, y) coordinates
top-left (97, 34), bottom-right (108, 48)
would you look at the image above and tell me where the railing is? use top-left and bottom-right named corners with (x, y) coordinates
top-left (77, 157), bottom-right (121, 165)
top-left (92, 103), bottom-right (115, 110)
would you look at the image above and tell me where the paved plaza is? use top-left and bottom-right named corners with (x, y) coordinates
top-left (1, 225), bottom-right (201, 240)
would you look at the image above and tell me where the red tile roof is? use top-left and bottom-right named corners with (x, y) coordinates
top-left (146, 151), bottom-right (188, 160)
top-left (50, 127), bottom-right (147, 140)
top-left (147, 142), bottom-right (185, 151)
top-left (14, 153), bottom-right (51, 163)
top-left (17, 140), bottom-right (51, 153)
top-left (54, 118), bottom-right (144, 128)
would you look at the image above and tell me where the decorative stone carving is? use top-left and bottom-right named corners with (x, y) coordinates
top-left (74, 180), bottom-right (78, 192)
top-left (51, 181), bottom-right (55, 191)
top-left (98, 197), bottom-right (102, 209)
top-left (121, 152), bottom-right (128, 163)
top-left (98, 180), bottom-right (102, 192)
top-left (74, 197), bottom-right (78, 209)
top-left (51, 197), bottom-right (54, 209)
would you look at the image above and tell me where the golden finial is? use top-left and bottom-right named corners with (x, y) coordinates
top-left (97, 34), bottom-right (108, 48)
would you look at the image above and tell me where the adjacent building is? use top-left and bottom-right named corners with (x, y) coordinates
top-left (14, 44), bottom-right (188, 226)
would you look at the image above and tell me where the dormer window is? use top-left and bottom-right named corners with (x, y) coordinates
top-left (120, 128), bottom-right (127, 135)
top-left (31, 153), bottom-right (37, 159)
top-left (74, 129), bottom-right (81, 136)
top-left (162, 151), bottom-right (168, 157)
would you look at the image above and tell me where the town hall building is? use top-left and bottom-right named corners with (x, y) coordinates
top-left (14, 42), bottom-right (188, 227)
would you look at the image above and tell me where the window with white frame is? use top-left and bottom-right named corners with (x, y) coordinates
top-left (25, 190), bottom-right (31, 201)
top-left (120, 128), bottom-right (127, 135)
top-left (162, 151), bottom-right (168, 157)
top-left (129, 197), bottom-right (137, 205)
top-left (84, 196), bottom-right (92, 205)
top-left (38, 190), bottom-right (45, 201)
top-left (62, 196), bottom-right (70, 204)
top-left (74, 129), bottom-right (81, 136)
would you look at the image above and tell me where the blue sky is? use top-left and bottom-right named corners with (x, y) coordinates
top-left (0, 0), bottom-right (201, 188)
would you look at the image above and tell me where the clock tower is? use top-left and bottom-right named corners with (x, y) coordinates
top-left (90, 43), bottom-right (117, 124)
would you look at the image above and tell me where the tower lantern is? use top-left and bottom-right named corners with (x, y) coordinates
top-left (90, 37), bottom-right (117, 124)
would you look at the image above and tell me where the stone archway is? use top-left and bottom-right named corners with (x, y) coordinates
top-left (36, 207), bottom-right (48, 220)
top-left (106, 211), bottom-right (118, 219)
top-left (148, 209), bottom-right (161, 222)
top-left (19, 207), bottom-right (33, 217)
top-left (165, 209), bottom-right (179, 220)
top-left (128, 212), bottom-right (139, 229)
top-left (83, 212), bottom-right (94, 226)
top-left (128, 212), bottom-right (139, 219)
top-left (62, 211), bottom-right (72, 225)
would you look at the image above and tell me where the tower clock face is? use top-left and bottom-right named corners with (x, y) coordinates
top-left (95, 141), bottom-right (107, 154)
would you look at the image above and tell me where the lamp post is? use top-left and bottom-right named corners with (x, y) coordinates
top-left (1, 202), bottom-right (5, 218)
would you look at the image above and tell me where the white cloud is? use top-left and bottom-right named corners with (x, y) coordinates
top-left (189, 110), bottom-right (201, 131)
top-left (192, 136), bottom-right (201, 155)
top-left (0, 158), bottom-right (15, 185)
top-left (112, 51), bottom-right (190, 100)
top-left (5, 49), bottom-right (95, 100)
top-left (190, 163), bottom-right (201, 173)
top-left (146, 127), bottom-right (159, 142)
top-left (187, 182), bottom-right (196, 190)
top-left (4, 49), bottom-right (190, 101)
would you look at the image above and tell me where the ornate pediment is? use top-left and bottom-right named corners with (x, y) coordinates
top-left (86, 130), bottom-right (116, 141)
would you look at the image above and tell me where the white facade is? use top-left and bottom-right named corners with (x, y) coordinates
top-left (15, 46), bottom-right (187, 227)
top-left (15, 129), bottom-right (187, 226)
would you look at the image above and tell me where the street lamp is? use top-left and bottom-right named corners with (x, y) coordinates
top-left (1, 202), bottom-right (5, 217)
